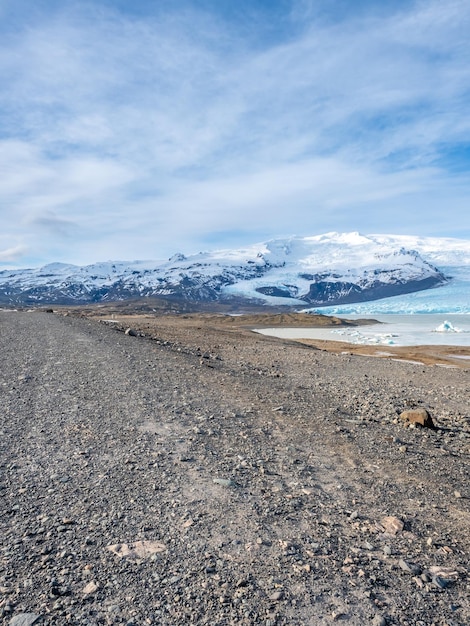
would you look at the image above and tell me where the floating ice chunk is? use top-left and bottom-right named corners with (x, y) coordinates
top-left (364, 333), bottom-right (398, 345)
top-left (434, 320), bottom-right (462, 333)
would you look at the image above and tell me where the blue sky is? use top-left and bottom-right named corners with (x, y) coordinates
top-left (1, 0), bottom-right (470, 267)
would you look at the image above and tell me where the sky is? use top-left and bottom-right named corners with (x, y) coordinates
top-left (1, 0), bottom-right (470, 268)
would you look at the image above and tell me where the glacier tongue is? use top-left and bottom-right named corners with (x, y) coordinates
top-left (313, 266), bottom-right (470, 315)
top-left (302, 234), bottom-right (470, 315)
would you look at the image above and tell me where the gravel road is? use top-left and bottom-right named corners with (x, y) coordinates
top-left (1, 310), bottom-right (469, 626)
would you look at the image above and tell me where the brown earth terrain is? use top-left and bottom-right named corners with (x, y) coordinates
top-left (87, 310), bottom-right (470, 369)
top-left (1, 309), bottom-right (469, 626)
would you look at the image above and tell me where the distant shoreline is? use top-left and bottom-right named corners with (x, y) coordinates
top-left (77, 309), bottom-right (470, 370)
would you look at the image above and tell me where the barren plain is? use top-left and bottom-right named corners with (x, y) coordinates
top-left (1, 309), bottom-right (469, 626)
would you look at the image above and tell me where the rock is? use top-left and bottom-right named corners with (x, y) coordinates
top-left (82, 581), bottom-right (99, 595)
top-left (380, 516), bottom-right (404, 535)
top-left (399, 408), bottom-right (435, 429)
top-left (332, 611), bottom-right (347, 621)
top-left (107, 540), bottom-right (167, 560)
top-left (212, 478), bottom-right (235, 487)
top-left (428, 565), bottom-right (459, 587)
top-left (107, 604), bottom-right (120, 614)
top-left (125, 328), bottom-right (139, 337)
top-left (269, 590), bottom-right (283, 601)
top-left (372, 616), bottom-right (386, 626)
top-left (9, 615), bottom-right (42, 626)
top-left (432, 575), bottom-right (451, 589)
top-left (413, 575), bottom-right (424, 588)
top-left (399, 559), bottom-right (422, 575)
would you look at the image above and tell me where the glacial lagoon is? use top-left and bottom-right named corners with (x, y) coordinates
top-left (255, 314), bottom-right (470, 348)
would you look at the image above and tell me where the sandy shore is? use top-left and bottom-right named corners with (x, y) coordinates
top-left (290, 338), bottom-right (470, 369)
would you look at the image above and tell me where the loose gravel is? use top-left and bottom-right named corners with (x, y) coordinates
top-left (0, 310), bottom-right (469, 626)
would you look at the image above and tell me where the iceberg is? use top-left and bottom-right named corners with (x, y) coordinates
top-left (434, 320), bottom-right (462, 333)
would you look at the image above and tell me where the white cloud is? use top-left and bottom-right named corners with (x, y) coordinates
top-left (0, 245), bottom-right (29, 263)
top-left (0, 0), bottom-right (469, 266)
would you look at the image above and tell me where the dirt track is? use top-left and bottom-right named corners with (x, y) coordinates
top-left (1, 310), bottom-right (469, 625)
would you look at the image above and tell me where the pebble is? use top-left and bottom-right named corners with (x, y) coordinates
top-left (212, 478), bottom-right (235, 487)
top-left (332, 611), bottom-right (347, 621)
top-left (82, 580), bottom-right (99, 595)
top-left (9, 615), bottom-right (42, 626)
top-left (432, 575), bottom-right (450, 589)
top-left (399, 559), bottom-right (422, 575)
top-left (269, 591), bottom-right (283, 601)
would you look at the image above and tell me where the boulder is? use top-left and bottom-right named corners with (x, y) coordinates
top-left (399, 408), bottom-right (435, 429)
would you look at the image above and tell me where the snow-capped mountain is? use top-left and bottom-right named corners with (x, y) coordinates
top-left (315, 234), bottom-right (470, 315)
top-left (0, 232), bottom-right (458, 308)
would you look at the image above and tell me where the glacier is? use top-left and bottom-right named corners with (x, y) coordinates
top-left (0, 231), bottom-right (468, 310)
top-left (312, 266), bottom-right (470, 315)
top-left (303, 234), bottom-right (470, 315)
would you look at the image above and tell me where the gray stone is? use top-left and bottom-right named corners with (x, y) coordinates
top-left (399, 559), bottom-right (422, 575)
top-left (432, 575), bottom-right (451, 589)
top-left (269, 590), bottom-right (283, 601)
top-left (9, 615), bottom-right (42, 626)
top-left (213, 478), bottom-right (235, 487)
top-left (125, 328), bottom-right (139, 337)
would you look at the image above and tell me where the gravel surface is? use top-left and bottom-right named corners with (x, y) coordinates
top-left (1, 310), bottom-right (469, 626)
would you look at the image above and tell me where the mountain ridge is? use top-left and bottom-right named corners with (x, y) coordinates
top-left (1, 232), bottom-right (466, 307)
